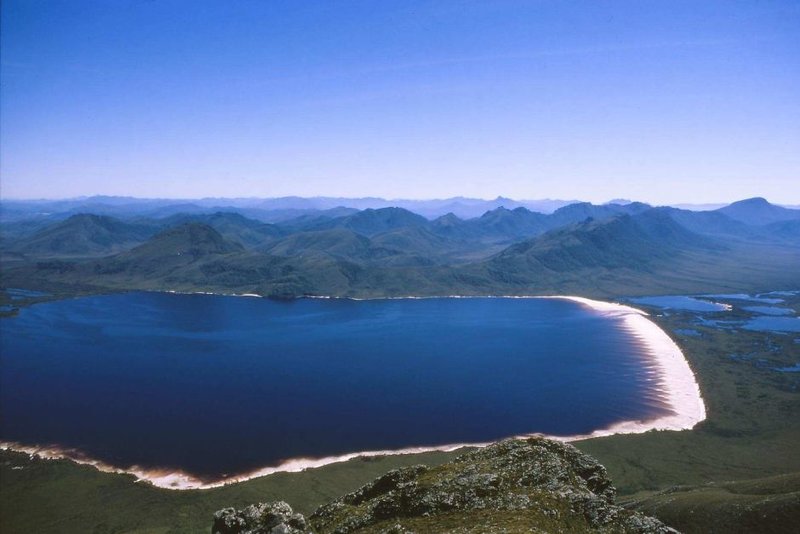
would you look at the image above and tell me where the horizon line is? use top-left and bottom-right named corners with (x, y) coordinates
top-left (1, 194), bottom-right (794, 207)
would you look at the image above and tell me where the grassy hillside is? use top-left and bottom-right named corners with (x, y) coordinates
top-left (621, 473), bottom-right (800, 534)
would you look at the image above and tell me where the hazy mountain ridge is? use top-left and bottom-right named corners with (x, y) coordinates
top-left (2, 197), bottom-right (799, 299)
top-left (0, 195), bottom-right (576, 223)
top-left (4, 194), bottom-right (763, 224)
top-left (718, 197), bottom-right (800, 226)
top-left (2, 198), bottom-right (799, 534)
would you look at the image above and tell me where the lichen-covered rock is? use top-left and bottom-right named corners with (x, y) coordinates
top-left (212, 501), bottom-right (311, 534)
top-left (309, 438), bottom-right (678, 533)
top-left (213, 438), bottom-right (679, 533)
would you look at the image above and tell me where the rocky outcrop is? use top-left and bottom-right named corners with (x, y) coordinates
top-left (213, 437), bottom-right (679, 533)
top-left (213, 502), bottom-right (311, 534)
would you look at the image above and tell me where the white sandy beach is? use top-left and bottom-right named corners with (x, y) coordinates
top-left (2, 295), bottom-right (707, 490)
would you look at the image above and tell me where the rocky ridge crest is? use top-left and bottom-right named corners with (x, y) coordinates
top-left (212, 437), bottom-right (679, 533)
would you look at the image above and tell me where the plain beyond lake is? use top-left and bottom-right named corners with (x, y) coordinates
top-left (0, 292), bottom-right (680, 485)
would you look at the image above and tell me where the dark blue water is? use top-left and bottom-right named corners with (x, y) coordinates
top-left (0, 292), bottom-right (668, 480)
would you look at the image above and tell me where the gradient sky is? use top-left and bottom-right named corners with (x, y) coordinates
top-left (2, 1), bottom-right (799, 204)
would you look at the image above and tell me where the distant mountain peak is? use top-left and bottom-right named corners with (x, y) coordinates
top-left (718, 197), bottom-right (800, 225)
top-left (483, 206), bottom-right (510, 215)
top-left (322, 206), bottom-right (429, 237)
top-left (433, 212), bottom-right (462, 226)
top-left (730, 197), bottom-right (770, 206)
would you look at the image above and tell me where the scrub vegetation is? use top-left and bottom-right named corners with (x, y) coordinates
top-left (1, 197), bottom-right (798, 532)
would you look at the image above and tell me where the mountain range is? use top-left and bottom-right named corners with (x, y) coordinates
top-left (6, 194), bottom-right (800, 224)
top-left (0, 195), bottom-right (577, 224)
top-left (2, 197), bottom-right (799, 299)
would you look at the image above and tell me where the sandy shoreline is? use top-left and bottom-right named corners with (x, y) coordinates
top-left (2, 294), bottom-right (706, 490)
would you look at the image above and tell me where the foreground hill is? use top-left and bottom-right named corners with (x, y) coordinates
top-left (213, 438), bottom-right (676, 534)
top-left (8, 222), bottom-right (373, 298)
top-left (90, 222), bottom-right (247, 279)
top-left (469, 210), bottom-right (748, 295)
top-left (487, 210), bottom-right (711, 275)
top-left (5, 205), bottom-right (800, 299)
top-left (7, 213), bottom-right (156, 258)
top-left (260, 228), bottom-right (414, 265)
top-left (159, 212), bottom-right (285, 247)
top-left (127, 222), bottom-right (244, 257)
top-left (3, 198), bottom-right (800, 299)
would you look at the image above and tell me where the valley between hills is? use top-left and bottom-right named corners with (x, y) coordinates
top-left (1, 195), bottom-right (799, 533)
top-left (1, 196), bottom-right (799, 302)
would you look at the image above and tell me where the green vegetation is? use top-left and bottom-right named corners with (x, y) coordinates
top-left (1, 198), bottom-right (799, 532)
top-left (1, 294), bottom-right (798, 532)
top-left (302, 438), bottom-right (674, 533)
top-left (4, 214), bottom-right (157, 260)
top-left (0, 448), bottom-right (464, 533)
top-left (622, 473), bottom-right (800, 534)
top-left (3, 202), bottom-right (800, 300)
top-left (575, 293), bottom-right (800, 533)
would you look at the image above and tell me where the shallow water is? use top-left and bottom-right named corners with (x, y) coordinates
top-left (703, 293), bottom-right (784, 304)
top-left (759, 291), bottom-right (800, 297)
top-left (629, 296), bottom-right (728, 312)
top-left (743, 316), bottom-right (800, 333)
top-left (742, 306), bottom-right (795, 316)
top-left (5, 288), bottom-right (51, 300)
top-left (0, 292), bottom-right (671, 480)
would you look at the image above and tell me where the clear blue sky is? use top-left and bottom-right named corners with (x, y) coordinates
top-left (2, 0), bottom-right (799, 203)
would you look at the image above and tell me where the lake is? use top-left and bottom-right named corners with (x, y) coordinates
top-left (0, 292), bottom-right (671, 482)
